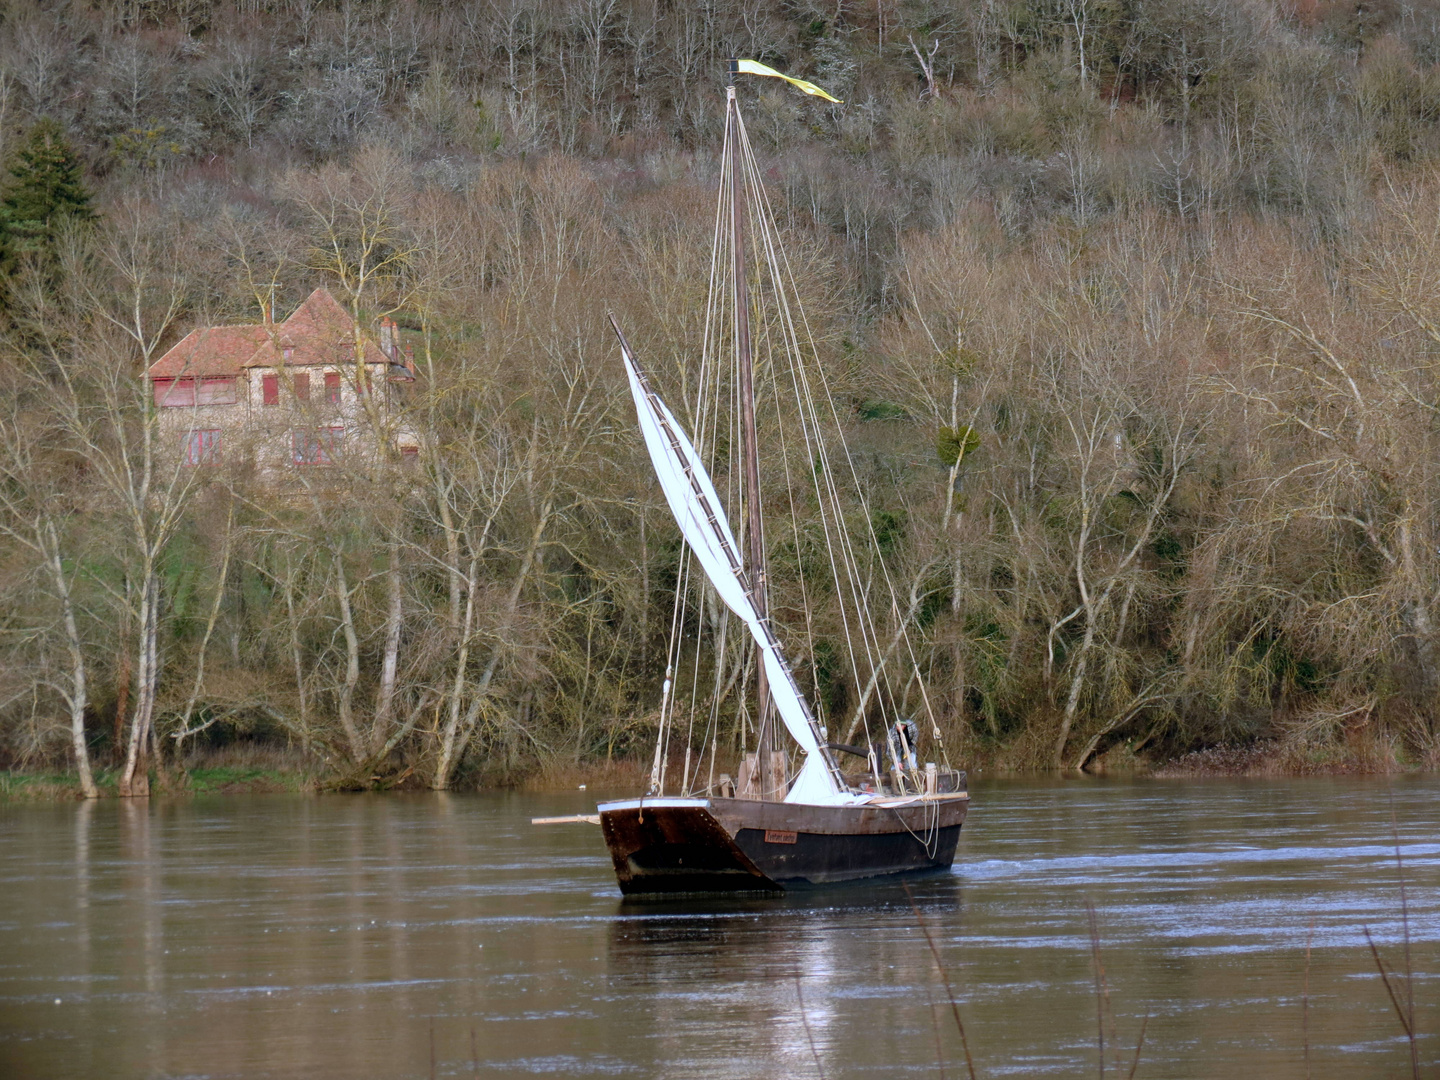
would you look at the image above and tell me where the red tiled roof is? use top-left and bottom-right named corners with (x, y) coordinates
top-left (146, 325), bottom-right (270, 379)
top-left (280, 287), bottom-right (352, 339)
top-left (147, 288), bottom-right (390, 379)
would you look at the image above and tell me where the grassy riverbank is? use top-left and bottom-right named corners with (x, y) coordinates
top-left (0, 769), bottom-right (310, 802)
top-left (0, 747), bottom-right (318, 803)
top-left (0, 745), bottom-right (647, 802)
top-left (3, 735), bottom-right (1433, 803)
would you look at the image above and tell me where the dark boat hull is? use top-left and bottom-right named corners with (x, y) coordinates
top-left (597, 795), bottom-right (968, 895)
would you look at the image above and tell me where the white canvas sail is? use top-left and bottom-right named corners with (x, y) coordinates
top-left (616, 332), bottom-right (854, 806)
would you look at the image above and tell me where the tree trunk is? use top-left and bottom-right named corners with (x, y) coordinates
top-left (372, 540), bottom-right (404, 753)
top-left (113, 638), bottom-right (131, 766)
top-left (140, 575), bottom-right (161, 792)
top-left (173, 506), bottom-right (235, 756)
top-left (46, 523), bottom-right (97, 799)
top-left (433, 554), bottom-right (480, 789)
top-left (283, 556), bottom-right (310, 737)
top-left (1053, 612), bottom-right (1096, 767)
top-left (437, 480), bottom-right (463, 634)
top-left (120, 571), bottom-right (159, 797)
top-left (432, 495), bottom-right (554, 790)
top-left (333, 555), bottom-right (366, 763)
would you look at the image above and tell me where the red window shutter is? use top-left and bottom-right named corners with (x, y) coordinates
top-left (325, 372), bottom-right (341, 403)
top-left (262, 374), bottom-right (279, 405)
top-left (155, 378), bottom-right (196, 407)
top-left (197, 377), bottom-right (237, 405)
top-left (294, 373), bottom-right (310, 401)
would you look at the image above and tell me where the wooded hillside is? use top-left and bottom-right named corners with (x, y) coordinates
top-left (3, 0), bottom-right (1440, 790)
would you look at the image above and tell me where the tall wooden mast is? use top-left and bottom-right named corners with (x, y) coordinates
top-left (726, 63), bottom-right (776, 799)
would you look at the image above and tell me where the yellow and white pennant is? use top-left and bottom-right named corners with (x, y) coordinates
top-left (734, 59), bottom-right (843, 104)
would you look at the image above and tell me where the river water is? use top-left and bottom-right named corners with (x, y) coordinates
top-left (0, 777), bottom-right (1436, 1079)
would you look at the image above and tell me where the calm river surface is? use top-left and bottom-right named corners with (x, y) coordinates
top-left (1, 777), bottom-right (1436, 1079)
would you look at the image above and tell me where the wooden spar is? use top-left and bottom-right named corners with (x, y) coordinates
top-left (531, 815), bottom-right (601, 825)
top-left (727, 62), bottom-right (776, 800)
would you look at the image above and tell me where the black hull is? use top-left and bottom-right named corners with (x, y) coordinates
top-left (598, 795), bottom-right (968, 895)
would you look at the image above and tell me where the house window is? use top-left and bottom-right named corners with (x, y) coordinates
top-left (155, 377), bottom-right (234, 406)
top-left (183, 429), bottom-right (221, 465)
top-left (293, 373), bottom-right (310, 401)
top-left (283, 347), bottom-right (294, 360)
top-left (324, 372), bottom-right (341, 403)
top-left (262, 374), bottom-right (279, 406)
top-left (153, 378), bottom-right (195, 407)
top-left (400, 446), bottom-right (420, 463)
top-left (197, 377), bottom-right (237, 405)
top-left (292, 426), bottom-right (344, 465)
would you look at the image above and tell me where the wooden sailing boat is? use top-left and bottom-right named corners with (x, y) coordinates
top-left (596, 61), bottom-right (969, 894)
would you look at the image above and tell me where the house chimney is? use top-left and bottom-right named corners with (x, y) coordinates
top-left (404, 342), bottom-right (415, 376)
top-left (379, 317), bottom-right (393, 358)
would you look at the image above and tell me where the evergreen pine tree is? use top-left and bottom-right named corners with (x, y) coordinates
top-left (0, 118), bottom-right (94, 278)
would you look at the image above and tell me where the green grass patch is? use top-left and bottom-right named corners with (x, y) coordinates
top-left (0, 767), bottom-right (135, 800)
top-left (0, 771), bottom-right (103, 801)
top-left (0, 764), bottom-right (312, 801)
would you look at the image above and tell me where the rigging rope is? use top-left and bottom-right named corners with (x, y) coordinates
top-left (647, 90), bottom-right (953, 796)
top-left (736, 109), bottom-right (952, 772)
top-left (734, 107), bottom-right (890, 762)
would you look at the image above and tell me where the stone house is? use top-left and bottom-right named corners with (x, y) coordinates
top-left (145, 288), bottom-right (418, 472)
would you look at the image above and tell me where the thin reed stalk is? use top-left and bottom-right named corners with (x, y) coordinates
top-left (1357, 797), bottom-right (1423, 1079)
top-left (1124, 1015), bottom-right (1149, 1080)
top-left (1086, 901), bottom-right (1108, 1078)
top-left (1391, 803), bottom-right (1419, 1079)
top-left (1302, 919), bottom-right (1313, 1080)
top-left (794, 973), bottom-right (827, 1080)
top-left (1086, 900), bottom-right (1146, 1079)
top-left (925, 979), bottom-right (949, 1080)
top-left (905, 883), bottom-right (978, 1080)
top-left (1363, 925), bottom-right (1417, 1073)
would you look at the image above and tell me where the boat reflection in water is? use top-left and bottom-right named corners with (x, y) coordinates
top-left (607, 875), bottom-right (966, 1070)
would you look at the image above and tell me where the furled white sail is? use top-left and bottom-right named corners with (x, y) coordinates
top-left (617, 334), bottom-right (854, 806)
